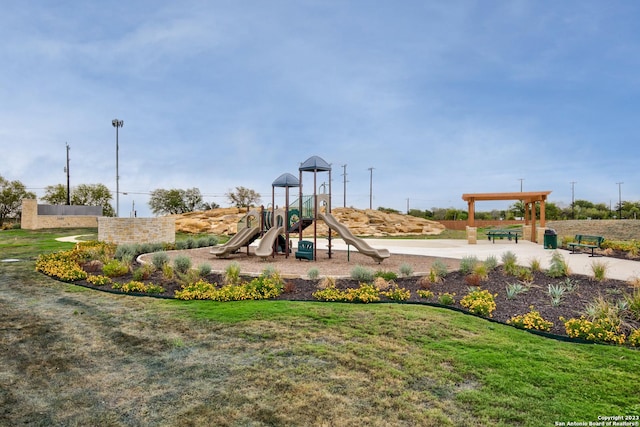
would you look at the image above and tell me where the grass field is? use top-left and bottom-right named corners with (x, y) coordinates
top-left (1, 228), bottom-right (639, 426)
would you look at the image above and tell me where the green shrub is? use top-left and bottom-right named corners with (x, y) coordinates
top-left (173, 255), bottom-right (192, 274)
top-left (307, 268), bottom-right (320, 280)
top-left (437, 292), bottom-right (456, 305)
top-left (417, 289), bottom-right (434, 300)
top-left (483, 255), bottom-right (498, 270)
top-left (198, 263), bottom-right (212, 276)
top-left (175, 240), bottom-right (188, 250)
top-left (375, 270), bottom-right (398, 281)
top-left (350, 265), bottom-right (375, 282)
top-left (431, 260), bottom-right (449, 278)
top-left (501, 251), bottom-right (518, 275)
top-left (529, 258), bottom-right (542, 272)
top-left (625, 289), bottom-right (640, 321)
top-left (591, 260), bottom-right (608, 282)
top-left (152, 252), bottom-right (170, 269)
top-left (399, 263), bottom-right (413, 278)
top-left (132, 264), bottom-right (154, 281)
top-left (102, 259), bottom-right (130, 277)
top-left (162, 263), bottom-right (174, 280)
top-left (115, 244), bottom-right (137, 261)
top-left (185, 237), bottom-right (196, 249)
top-left (224, 261), bottom-right (242, 285)
top-left (547, 251), bottom-right (569, 278)
top-left (459, 255), bottom-right (479, 275)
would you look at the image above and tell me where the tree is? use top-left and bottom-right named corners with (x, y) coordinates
top-left (72, 183), bottom-right (115, 216)
top-left (148, 187), bottom-right (207, 215)
top-left (42, 183), bottom-right (114, 216)
top-left (226, 186), bottom-right (261, 209)
top-left (42, 184), bottom-right (68, 205)
top-left (0, 175), bottom-right (36, 226)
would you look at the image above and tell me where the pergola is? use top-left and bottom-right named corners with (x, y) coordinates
top-left (461, 191), bottom-right (552, 242)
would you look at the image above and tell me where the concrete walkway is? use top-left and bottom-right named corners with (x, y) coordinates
top-left (318, 238), bottom-right (640, 282)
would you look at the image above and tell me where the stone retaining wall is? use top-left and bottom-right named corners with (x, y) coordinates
top-left (97, 217), bottom-right (175, 245)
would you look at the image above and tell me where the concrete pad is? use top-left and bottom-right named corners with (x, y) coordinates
top-left (315, 238), bottom-right (640, 282)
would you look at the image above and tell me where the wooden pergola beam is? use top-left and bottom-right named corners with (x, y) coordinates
top-left (461, 191), bottom-right (551, 241)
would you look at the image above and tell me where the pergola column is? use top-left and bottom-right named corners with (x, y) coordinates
top-left (467, 199), bottom-right (475, 227)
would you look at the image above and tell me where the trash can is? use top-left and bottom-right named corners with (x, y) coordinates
top-left (543, 229), bottom-right (557, 249)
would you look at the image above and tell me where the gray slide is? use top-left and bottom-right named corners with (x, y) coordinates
top-left (255, 226), bottom-right (285, 259)
top-left (319, 213), bottom-right (390, 263)
top-left (210, 226), bottom-right (260, 258)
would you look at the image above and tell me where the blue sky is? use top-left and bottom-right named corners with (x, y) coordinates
top-left (2, 1), bottom-right (639, 217)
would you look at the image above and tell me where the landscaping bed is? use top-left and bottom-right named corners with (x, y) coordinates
top-left (57, 245), bottom-right (640, 345)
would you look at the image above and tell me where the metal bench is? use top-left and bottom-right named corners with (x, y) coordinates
top-left (567, 234), bottom-right (604, 257)
top-left (486, 229), bottom-right (521, 244)
top-left (295, 240), bottom-right (314, 261)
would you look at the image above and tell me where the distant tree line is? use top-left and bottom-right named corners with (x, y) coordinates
top-left (2, 173), bottom-right (639, 224)
top-left (399, 199), bottom-right (640, 221)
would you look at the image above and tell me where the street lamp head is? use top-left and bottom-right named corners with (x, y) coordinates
top-left (112, 119), bottom-right (124, 128)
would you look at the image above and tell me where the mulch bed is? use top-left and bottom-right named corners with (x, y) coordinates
top-left (76, 260), bottom-right (640, 339)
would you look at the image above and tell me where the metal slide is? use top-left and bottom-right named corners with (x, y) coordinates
top-left (255, 226), bottom-right (285, 259)
top-left (209, 226), bottom-right (261, 258)
top-left (319, 213), bottom-right (390, 263)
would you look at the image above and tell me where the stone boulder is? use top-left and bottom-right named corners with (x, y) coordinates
top-left (171, 207), bottom-right (445, 237)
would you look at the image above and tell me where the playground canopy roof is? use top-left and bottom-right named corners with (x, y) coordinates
top-left (299, 155), bottom-right (331, 172)
top-left (272, 173), bottom-right (299, 188)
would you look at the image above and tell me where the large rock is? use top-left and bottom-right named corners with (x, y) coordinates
top-left (171, 207), bottom-right (445, 237)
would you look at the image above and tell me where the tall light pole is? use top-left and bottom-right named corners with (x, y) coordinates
top-left (616, 182), bottom-right (623, 219)
top-left (570, 181), bottom-right (577, 219)
top-left (65, 143), bottom-right (71, 205)
top-left (368, 167), bottom-right (374, 210)
top-left (112, 119), bottom-right (124, 217)
top-left (518, 178), bottom-right (524, 192)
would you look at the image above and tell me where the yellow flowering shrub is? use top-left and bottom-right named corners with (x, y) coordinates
top-left (560, 316), bottom-right (626, 345)
top-left (175, 279), bottom-right (216, 300)
top-left (382, 285), bottom-right (411, 301)
top-left (313, 283), bottom-right (381, 303)
top-left (508, 307), bottom-right (553, 332)
top-left (112, 280), bottom-right (164, 294)
top-left (629, 329), bottom-right (640, 347)
top-left (35, 251), bottom-right (87, 282)
top-left (175, 274), bottom-right (284, 301)
top-left (460, 289), bottom-right (497, 317)
top-left (417, 290), bottom-right (434, 300)
top-left (86, 274), bottom-right (113, 286)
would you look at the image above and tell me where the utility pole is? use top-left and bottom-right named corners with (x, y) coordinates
top-left (616, 182), bottom-right (623, 219)
top-left (518, 178), bottom-right (524, 192)
top-left (570, 181), bottom-right (577, 219)
top-left (65, 143), bottom-right (71, 205)
top-left (368, 167), bottom-right (374, 210)
top-left (341, 164), bottom-right (347, 207)
top-left (406, 198), bottom-right (410, 214)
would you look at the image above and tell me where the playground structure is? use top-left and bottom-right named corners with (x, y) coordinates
top-left (210, 155), bottom-right (390, 263)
